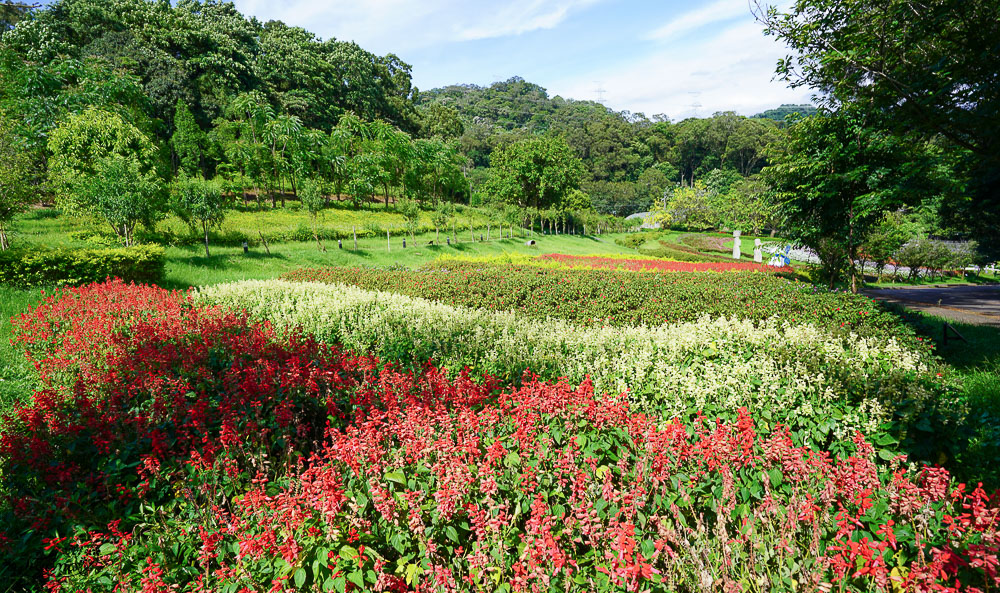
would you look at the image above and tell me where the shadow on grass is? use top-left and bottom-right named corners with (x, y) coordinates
top-left (180, 251), bottom-right (290, 270)
top-left (885, 303), bottom-right (1000, 488)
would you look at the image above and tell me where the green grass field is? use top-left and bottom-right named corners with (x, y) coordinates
top-left (0, 286), bottom-right (43, 410)
top-left (159, 231), bottom-right (636, 288)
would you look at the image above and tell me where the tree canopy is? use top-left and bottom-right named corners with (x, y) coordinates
top-left (757, 0), bottom-right (1000, 251)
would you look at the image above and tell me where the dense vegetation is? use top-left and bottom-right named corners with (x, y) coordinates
top-left (281, 262), bottom-right (916, 342)
top-left (1, 270), bottom-right (992, 592)
top-left (1, 0), bottom-right (998, 590)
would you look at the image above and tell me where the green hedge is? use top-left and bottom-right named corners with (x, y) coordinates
top-left (0, 245), bottom-right (165, 287)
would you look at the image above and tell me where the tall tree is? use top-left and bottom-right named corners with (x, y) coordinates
top-left (756, 0), bottom-right (1000, 249)
top-left (483, 136), bottom-right (584, 210)
top-left (171, 98), bottom-right (203, 176)
top-left (47, 107), bottom-right (158, 210)
top-left (763, 109), bottom-right (940, 291)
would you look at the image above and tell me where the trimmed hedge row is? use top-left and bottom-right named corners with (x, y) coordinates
top-left (0, 245), bottom-right (165, 287)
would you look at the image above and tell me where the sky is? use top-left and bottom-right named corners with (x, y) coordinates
top-left (231, 0), bottom-right (814, 120)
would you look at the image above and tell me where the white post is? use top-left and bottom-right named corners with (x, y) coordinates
top-left (732, 230), bottom-right (742, 259)
top-left (353, 226), bottom-right (357, 250)
top-left (387, 229), bottom-right (390, 252)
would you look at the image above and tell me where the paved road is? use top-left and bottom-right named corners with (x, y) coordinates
top-left (865, 285), bottom-right (1000, 327)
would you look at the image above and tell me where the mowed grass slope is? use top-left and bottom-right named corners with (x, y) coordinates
top-left (0, 286), bottom-right (44, 410)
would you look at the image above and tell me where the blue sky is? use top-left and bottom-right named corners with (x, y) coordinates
top-left (232, 0), bottom-right (813, 120)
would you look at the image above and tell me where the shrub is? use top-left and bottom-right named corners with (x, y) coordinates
top-left (0, 245), bottom-right (164, 286)
top-left (195, 280), bottom-right (954, 450)
top-left (537, 254), bottom-right (783, 272)
top-left (280, 264), bottom-right (921, 344)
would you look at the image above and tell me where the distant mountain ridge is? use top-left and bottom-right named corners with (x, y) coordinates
top-left (753, 104), bottom-right (818, 121)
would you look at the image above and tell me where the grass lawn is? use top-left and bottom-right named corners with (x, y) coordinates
top-left (866, 271), bottom-right (1000, 288)
top-left (0, 286), bottom-right (44, 411)
top-left (160, 231), bottom-right (635, 288)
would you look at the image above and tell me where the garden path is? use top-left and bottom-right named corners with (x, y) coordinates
top-left (865, 285), bottom-right (1000, 327)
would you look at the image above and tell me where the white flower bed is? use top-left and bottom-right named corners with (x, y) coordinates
top-left (196, 280), bottom-right (941, 435)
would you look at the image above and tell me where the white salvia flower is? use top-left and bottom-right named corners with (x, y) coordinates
top-left (195, 280), bottom-right (937, 431)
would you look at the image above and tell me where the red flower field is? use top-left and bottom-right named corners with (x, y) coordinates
top-left (0, 280), bottom-right (996, 592)
top-left (537, 253), bottom-right (786, 272)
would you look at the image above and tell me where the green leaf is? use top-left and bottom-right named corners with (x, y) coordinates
top-left (504, 451), bottom-right (521, 467)
top-left (294, 567), bottom-right (307, 588)
top-left (347, 571), bottom-right (364, 587)
top-left (339, 545), bottom-right (358, 562)
top-left (384, 471), bottom-right (406, 486)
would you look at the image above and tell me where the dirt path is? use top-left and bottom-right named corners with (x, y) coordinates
top-left (864, 285), bottom-right (1000, 327)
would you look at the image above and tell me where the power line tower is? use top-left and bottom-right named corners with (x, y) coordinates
top-left (687, 91), bottom-right (702, 117)
top-left (593, 81), bottom-right (607, 105)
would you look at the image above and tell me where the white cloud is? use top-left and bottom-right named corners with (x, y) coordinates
top-left (232, 0), bottom-right (600, 53)
top-left (549, 18), bottom-right (811, 119)
top-left (645, 0), bottom-right (749, 41)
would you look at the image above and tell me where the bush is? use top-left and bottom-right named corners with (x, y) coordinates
top-left (280, 263), bottom-right (921, 344)
top-left (0, 245), bottom-right (164, 286)
top-left (196, 280), bottom-right (957, 460)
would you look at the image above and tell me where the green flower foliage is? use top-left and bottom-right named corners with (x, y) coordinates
top-left (281, 263), bottom-right (920, 344)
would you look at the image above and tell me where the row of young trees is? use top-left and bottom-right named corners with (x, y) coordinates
top-left (200, 94), bottom-right (469, 209)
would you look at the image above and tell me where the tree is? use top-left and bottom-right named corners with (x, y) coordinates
top-left (483, 136), bottom-right (584, 210)
top-left (762, 109), bottom-right (939, 291)
top-left (171, 99), bottom-right (204, 176)
top-left (666, 182), bottom-right (718, 231)
top-left (299, 177), bottom-right (326, 252)
top-left (76, 155), bottom-right (164, 246)
top-left (864, 211), bottom-right (918, 277)
top-left (756, 0), bottom-right (1000, 249)
top-left (1, 1), bottom-right (37, 33)
top-left (728, 175), bottom-right (782, 236)
top-left (397, 197), bottom-right (420, 242)
top-left (431, 203), bottom-right (451, 244)
top-left (171, 176), bottom-right (227, 257)
top-left (419, 103), bottom-right (464, 140)
top-left (47, 107), bottom-right (159, 211)
top-left (0, 108), bottom-right (34, 249)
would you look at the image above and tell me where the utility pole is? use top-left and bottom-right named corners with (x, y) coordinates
top-left (593, 81), bottom-right (607, 105)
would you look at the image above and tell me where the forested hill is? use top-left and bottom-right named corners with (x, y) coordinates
top-left (1, 0), bottom-right (801, 220)
top-left (0, 0), bottom-right (419, 149)
top-left (418, 77), bottom-right (626, 133)
top-left (418, 77), bottom-right (787, 216)
top-left (753, 104), bottom-right (817, 121)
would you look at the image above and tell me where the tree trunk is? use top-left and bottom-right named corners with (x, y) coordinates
top-left (258, 230), bottom-right (271, 255)
top-left (203, 221), bottom-right (211, 257)
top-left (313, 215), bottom-right (325, 252)
top-left (0, 222), bottom-right (8, 250)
